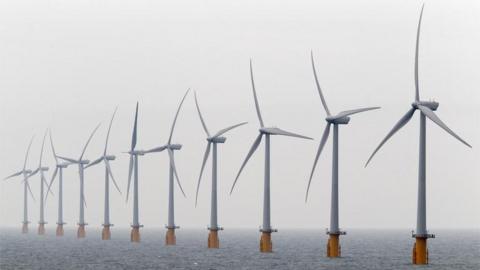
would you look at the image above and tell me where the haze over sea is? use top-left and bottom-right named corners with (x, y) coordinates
top-left (1, 228), bottom-right (479, 269)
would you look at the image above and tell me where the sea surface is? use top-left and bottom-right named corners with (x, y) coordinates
top-left (1, 228), bottom-right (479, 270)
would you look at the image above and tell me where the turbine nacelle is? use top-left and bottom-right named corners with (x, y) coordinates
top-left (58, 163), bottom-right (69, 168)
top-left (79, 160), bottom-right (90, 165)
top-left (412, 101), bottom-right (439, 111)
top-left (105, 155), bottom-right (116, 161)
top-left (40, 166), bottom-right (49, 171)
top-left (24, 169), bottom-right (32, 174)
top-left (167, 144), bottom-right (182, 150)
top-left (325, 116), bottom-right (351, 125)
top-left (207, 137), bottom-right (226, 143)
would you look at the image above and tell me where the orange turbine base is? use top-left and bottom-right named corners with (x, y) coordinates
top-left (208, 230), bottom-right (220, 248)
top-left (327, 234), bottom-right (341, 258)
top-left (77, 225), bottom-right (86, 238)
top-left (412, 237), bottom-right (428, 264)
top-left (38, 224), bottom-right (45, 235)
top-left (131, 227), bottom-right (140, 242)
top-left (165, 228), bottom-right (176, 245)
top-left (56, 224), bottom-right (64, 236)
top-left (102, 226), bottom-right (111, 240)
top-left (259, 232), bottom-right (272, 253)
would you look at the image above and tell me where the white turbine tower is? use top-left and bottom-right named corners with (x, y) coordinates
top-left (30, 131), bottom-right (52, 235)
top-left (230, 60), bottom-right (312, 252)
top-left (125, 102), bottom-right (148, 242)
top-left (85, 108), bottom-right (122, 240)
top-left (3, 136), bottom-right (36, 234)
top-left (145, 89), bottom-right (190, 246)
top-left (193, 91), bottom-right (247, 248)
top-left (365, 4), bottom-right (471, 265)
top-left (45, 130), bottom-right (72, 236)
top-left (305, 52), bottom-right (380, 257)
top-left (58, 124), bottom-right (101, 238)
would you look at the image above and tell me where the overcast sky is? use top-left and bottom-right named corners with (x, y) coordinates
top-left (1, 0), bottom-right (479, 231)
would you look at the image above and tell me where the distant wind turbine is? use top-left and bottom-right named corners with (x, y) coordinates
top-left (30, 130), bottom-right (52, 235)
top-left (193, 91), bottom-right (247, 248)
top-left (145, 89), bottom-right (190, 246)
top-left (85, 108), bottom-right (122, 240)
top-left (58, 124), bottom-right (101, 238)
top-left (305, 52), bottom-right (380, 258)
top-left (365, 4), bottom-right (471, 265)
top-left (230, 60), bottom-right (312, 253)
top-left (45, 130), bottom-right (72, 236)
top-left (3, 136), bottom-right (36, 234)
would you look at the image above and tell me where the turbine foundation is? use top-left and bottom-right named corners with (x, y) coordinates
top-left (130, 226), bottom-right (141, 242)
top-left (56, 224), bottom-right (64, 236)
top-left (77, 224), bottom-right (86, 238)
top-left (38, 223), bottom-right (46, 235)
top-left (327, 234), bottom-right (341, 257)
top-left (412, 237), bottom-right (429, 264)
top-left (259, 232), bottom-right (272, 252)
top-left (165, 228), bottom-right (176, 245)
top-left (208, 229), bottom-right (220, 248)
top-left (102, 225), bottom-right (111, 240)
top-left (21, 223), bottom-right (28, 234)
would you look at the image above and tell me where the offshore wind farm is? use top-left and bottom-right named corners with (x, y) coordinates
top-left (1, 0), bottom-right (479, 269)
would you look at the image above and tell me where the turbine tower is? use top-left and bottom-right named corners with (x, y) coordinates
top-left (193, 91), bottom-right (247, 248)
top-left (85, 108), bottom-right (122, 240)
top-left (125, 102), bottom-right (148, 242)
top-left (230, 60), bottom-right (312, 253)
top-left (145, 89), bottom-right (190, 246)
top-left (365, 4), bottom-right (472, 265)
top-left (58, 124), bottom-right (101, 238)
top-left (305, 52), bottom-right (380, 257)
top-left (3, 136), bottom-right (36, 234)
top-left (45, 130), bottom-right (72, 236)
top-left (30, 131), bottom-right (51, 235)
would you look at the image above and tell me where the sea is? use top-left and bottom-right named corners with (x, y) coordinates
top-left (1, 228), bottom-right (479, 270)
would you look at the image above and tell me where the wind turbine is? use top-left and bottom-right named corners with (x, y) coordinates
top-left (145, 89), bottom-right (190, 246)
top-left (58, 124), bottom-right (101, 238)
top-left (3, 136), bottom-right (36, 234)
top-left (85, 108), bottom-right (122, 240)
top-left (125, 102), bottom-right (148, 242)
top-left (305, 52), bottom-right (380, 257)
top-left (365, 4), bottom-right (471, 265)
top-left (193, 91), bottom-right (247, 248)
top-left (30, 130), bottom-right (52, 235)
top-left (45, 130), bottom-right (72, 236)
top-left (230, 60), bottom-right (312, 253)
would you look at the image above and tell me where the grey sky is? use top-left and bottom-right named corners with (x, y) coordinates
top-left (1, 0), bottom-right (479, 230)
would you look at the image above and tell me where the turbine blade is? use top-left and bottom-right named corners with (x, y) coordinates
top-left (104, 107), bottom-right (118, 155)
top-left (106, 161), bottom-right (122, 194)
top-left (23, 135), bottom-right (35, 170)
top-left (83, 194), bottom-right (87, 209)
top-left (264, 127), bottom-right (313, 140)
top-left (194, 91), bottom-right (210, 137)
top-left (168, 89), bottom-right (190, 144)
top-left (305, 123), bottom-right (331, 202)
top-left (195, 142), bottom-right (211, 206)
top-left (334, 107), bottom-right (381, 119)
top-left (418, 105), bottom-right (471, 148)
top-left (311, 51), bottom-right (331, 116)
top-left (26, 181), bottom-right (35, 201)
top-left (126, 155), bottom-right (134, 202)
top-left (144, 145), bottom-right (167, 154)
top-left (45, 167), bottom-right (59, 201)
top-left (84, 156), bottom-right (103, 169)
top-left (79, 123), bottom-right (101, 160)
top-left (4, 171), bottom-right (23, 180)
top-left (365, 108), bottom-right (416, 167)
top-left (168, 149), bottom-right (186, 198)
top-left (131, 103), bottom-right (139, 151)
top-left (230, 133), bottom-right (263, 194)
top-left (415, 4), bottom-right (425, 101)
top-left (49, 130), bottom-right (59, 164)
top-left (42, 174), bottom-right (54, 197)
top-left (57, 156), bottom-right (78, 164)
top-left (39, 130), bottom-right (47, 167)
top-left (213, 122), bottom-right (248, 137)
top-left (250, 60), bottom-right (265, 127)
